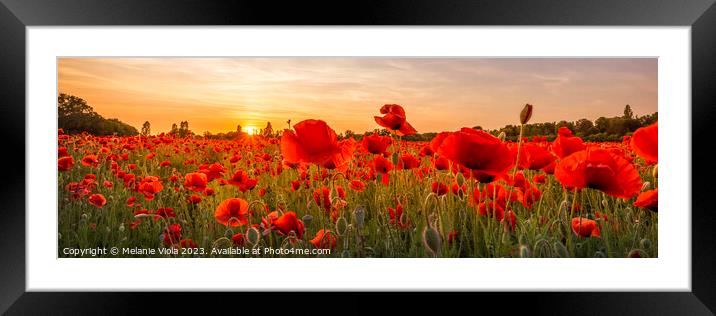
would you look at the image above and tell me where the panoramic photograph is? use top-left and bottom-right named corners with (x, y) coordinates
top-left (56, 58), bottom-right (658, 258)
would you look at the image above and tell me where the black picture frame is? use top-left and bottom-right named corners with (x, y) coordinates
top-left (1, 0), bottom-right (715, 314)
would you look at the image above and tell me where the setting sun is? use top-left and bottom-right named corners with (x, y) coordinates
top-left (245, 126), bottom-right (257, 135)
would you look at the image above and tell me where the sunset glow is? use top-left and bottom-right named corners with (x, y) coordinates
top-left (57, 58), bottom-right (657, 134)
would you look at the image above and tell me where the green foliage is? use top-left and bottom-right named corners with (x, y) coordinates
top-left (57, 93), bottom-right (138, 136)
top-left (489, 106), bottom-right (657, 141)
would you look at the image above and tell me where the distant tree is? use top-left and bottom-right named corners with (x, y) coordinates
top-left (57, 93), bottom-right (137, 136)
top-left (262, 122), bottom-right (274, 137)
top-left (574, 118), bottom-right (594, 136)
top-left (623, 104), bottom-right (634, 119)
top-left (178, 121), bottom-right (191, 137)
top-left (141, 121), bottom-right (151, 136)
top-left (236, 125), bottom-right (242, 134)
top-left (170, 123), bottom-right (179, 135)
top-left (594, 117), bottom-right (609, 133)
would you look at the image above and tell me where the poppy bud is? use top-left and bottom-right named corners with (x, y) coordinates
top-left (652, 164), bottom-right (658, 178)
top-left (519, 245), bottom-right (530, 258)
top-left (456, 172), bottom-right (465, 186)
top-left (353, 205), bottom-right (365, 229)
top-left (594, 251), bottom-right (606, 258)
top-left (498, 132), bottom-right (506, 141)
top-left (520, 103), bottom-right (534, 125)
top-left (559, 200), bottom-right (569, 218)
top-left (246, 227), bottom-right (261, 245)
top-left (302, 214), bottom-right (313, 227)
top-left (518, 234), bottom-right (528, 246)
top-left (601, 199), bottom-right (609, 209)
top-left (391, 152), bottom-right (399, 167)
top-left (335, 217), bottom-right (348, 236)
top-left (553, 241), bottom-right (569, 257)
top-left (422, 226), bottom-right (442, 257)
top-left (118, 224), bottom-right (125, 232)
top-left (642, 182), bottom-right (651, 191)
top-left (224, 229), bottom-right (233, 239)
top-left (627, 249), bottom-right (644, 258)
top-left (640, 238), bottom-right (652, 249)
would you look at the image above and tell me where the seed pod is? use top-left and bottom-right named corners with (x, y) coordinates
top-left (335, 217), bottom-right (348, 236)
top-left (118, 224), bottom-right (125, 233)
top-left (520, 103), bottom-right (534, 125)
top-left (422, 226), bottom-right (442, 257)
top-left (640, 238), bottom-right (652, 249)
top-left (302, 214), bottom-right (313, 227)
top-left (594, 251), bottom-right (606, 258)
top-left (246, 227), bottom-right (261, 245)
top-left (652, 164), bottom-right (658, 178)
top-left (519, 245), bottom-right (530, 258)
top-left (553, 241), bottom-right (569, 258)
top-left (601, 199), bottom-right (609, 209)
top-left (642, 182), bottom-right (651, 191)
top-left (353, 205), bottom-right (365, 229)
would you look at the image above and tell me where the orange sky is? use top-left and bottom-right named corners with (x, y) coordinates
top-left (57, 58), bottom-right (657, 134)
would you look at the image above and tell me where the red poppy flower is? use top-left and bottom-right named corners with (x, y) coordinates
top-left (555, 149), bottom-right (642, 199)
top-left (188, 195), bottom-right (202, 204)
top-left (398, 154), bottom-right (421, 170)
top-left (634, 188), bottom-right (658, 212)
top-left (154, 207), bottom-right (176, 220)
top-left (160, 160), bottom-right (171, 167)
top-left (231, 233), bottom-right (245, 246)
top-left (138, 176), bottom-right (163, 201)
top-left (81, 155), bottom-right (99, 167)
top-left (280, 119), bottom-right (356, 172)
top-left (58, 156), bottom-right (74, 172)
top-left (519, 143), bottom-right (556, 170)
top-left (88, 194), bottom-right (106, 208)
top-left (431, 181), bottom-right (449, 196)
top-left (571, 217), bottom-right (601, 238)
top-left (437, 128), bottom-right (513, 176)
top-left (361, 133), bottom-right (392, 155)
top-left (374, 104), bottom-right (417, 136)
top-left (199, 162), bottom-right (226, 182)
top-left (372, 155), bottom-right (393, 185)
top-left (163, 224), bottom-right (182, 246)
top-left (388, 203), bottom-right (410, 229)
top-left (631, 122), bottom-right (658, 163)
top-left (552, 127), bottom-right (585, 158)
top-left (179, 239), bottom-right (197, 249)
top-left (433, 156), bottom-right (450, 170)
top-left (227, 170), bottom-right (258, 192)
top-left (310, 229), bottom-right (337, 249)
top-left (313, 187), bottom-right (332, 211)
top-left (271, 211), bottom-right (305, 239)
top-left (349, 180), bottom-right (365, 192)
top-left (214, 198), bottom-right (249, 227)
top-left (184, 172), bottom-right (208, 192)
top-left (126, 196), bottom-right (137, 207)
top-left (203, 187), bottom-right (215, 196)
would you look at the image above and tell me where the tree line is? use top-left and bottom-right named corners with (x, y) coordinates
top-left (58, 93), bottom-right (138, 136)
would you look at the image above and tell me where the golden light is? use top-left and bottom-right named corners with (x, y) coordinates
top-left (245, 126), bottom-right (256, 135)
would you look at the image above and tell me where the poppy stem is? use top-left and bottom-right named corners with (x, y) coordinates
top-left (504, 123), bottom-right (525, 222)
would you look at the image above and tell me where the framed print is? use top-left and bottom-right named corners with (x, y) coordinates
top-left (2, 0), bottom-right (716, 314)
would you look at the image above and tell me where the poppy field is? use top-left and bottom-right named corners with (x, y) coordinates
top-left (58, 104), bottom-right (658, 258)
